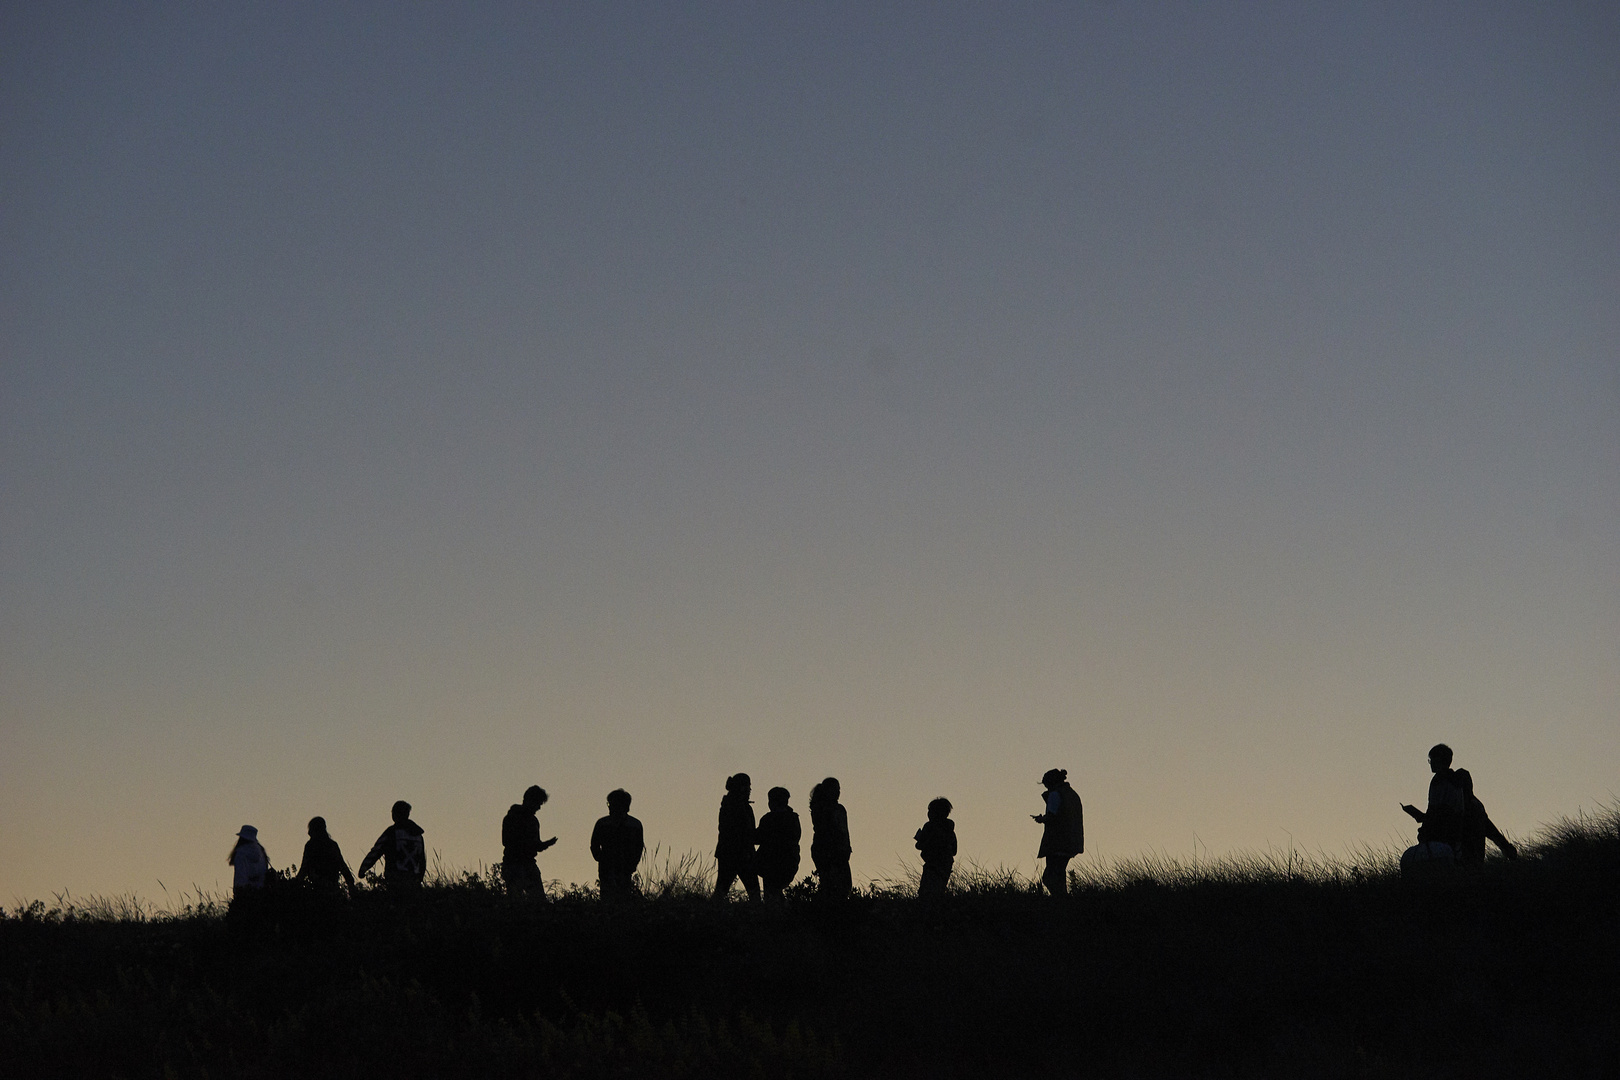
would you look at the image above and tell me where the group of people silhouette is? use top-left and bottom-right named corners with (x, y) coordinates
top-left (225, 768), bottom-right (1085, 902)
top-left (223, 746), bottom-right (1511, 900)
top-left (1400, 743), bottom-right (1518, 870)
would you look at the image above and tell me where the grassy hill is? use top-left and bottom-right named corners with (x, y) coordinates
top-left (3, 807), bottom-right (1616, 1078)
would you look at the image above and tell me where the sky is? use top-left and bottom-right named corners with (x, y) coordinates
top-left (2, 2), bottom-right (1616, 904)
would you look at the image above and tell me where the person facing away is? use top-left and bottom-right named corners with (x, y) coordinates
top-left (227, 825), bottom-right (271, 896)
top-left (1033, 768), bottom-right (1084, 898)
top-left (1452, 767), bottom-right (1518, 866)
top-left (1401, 744), bottom-right (1465, 857)
top-left (294, 817), bottom-right (356, 894)
top-left (714, 773), bottom-right (761, 901)
top-left (809, 778), bottom-right (852, 901)
top-left (914, 797), bottom-right (957, 901)
top-left (357, 800), bottom-right (427, 888)
top-left (755, 786), bottom-right (802, 903)
top-left (590, 788), bottom-right (645, 900)
top-left (502, 785), bottom-right (557, 896)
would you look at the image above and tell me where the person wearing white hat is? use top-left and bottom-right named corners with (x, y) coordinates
top-left (227, 825), bottom-right (271, 895)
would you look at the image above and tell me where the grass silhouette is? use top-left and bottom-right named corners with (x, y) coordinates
top-left (3, 804), bottom-right (1615, 1078)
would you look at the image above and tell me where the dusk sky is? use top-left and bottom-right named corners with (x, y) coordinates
top-left (3, 2), bottom-right (1616, 903)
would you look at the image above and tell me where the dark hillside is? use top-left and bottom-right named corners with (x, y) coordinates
top-left (4, 810), bottom-right (1616, 1078)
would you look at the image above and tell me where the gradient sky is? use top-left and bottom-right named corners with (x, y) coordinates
top-left (2, 2), bottom-right (1616, 903)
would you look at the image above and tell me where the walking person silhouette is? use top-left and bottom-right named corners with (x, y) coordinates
top-left (590, 788), bottom-right (644, 900)
top-left (713, 773), bottom-right (760, 901)
top-left (756, 786), bottom-right (801, 903)
top-left (502, 786), bottom-right (557, 897)
top-left (227, 825), bottom-right (271, 897)
top-left (294, 816), bottom-right (356, 895)
top-left (1032, 769), bottom-right (1084, 897)
top-left (809, 778), bottom-right (852, 901)
top-left (357, 800), bottom-right (426, 889)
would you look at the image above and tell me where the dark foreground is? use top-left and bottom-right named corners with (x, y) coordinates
top-left (3, 817), bottom-right (1616, 1079)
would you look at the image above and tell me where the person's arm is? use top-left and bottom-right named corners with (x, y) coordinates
top-left (590, 821), bottom-right (606, 863)
top-left (1400, 804), bottom-right (1425, 822)
top-left (357, 827), bottom-right (390, 878)
top-left (336, 845), bottom-right (356, 889)
top-left (1482, 815), bottom-right (1517, 859)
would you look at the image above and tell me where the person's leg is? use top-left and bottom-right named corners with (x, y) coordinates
top-left (1042, 855), bottom-right (1071, 897)
top-left (740, 869), bottom-right (761, 902)
top-left (762, 874), bottom-right (786, 902)
top-left (714, 861), bottom-right (739, 900)
top-left (831, 858), bottom-right (853, 900)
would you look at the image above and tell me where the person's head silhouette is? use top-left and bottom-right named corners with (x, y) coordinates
top-left (1429, 744), bottom-right (1453, 773)
top-left (392, 800), bottom-right (411, 823)
top-left (1041, 768), bottom-right (1067, 791)
top-left (606, 788), bottom-right (632, 815)
top-left (522, 785), bottom-right (548, 812)
top-left (767, 786), bottom-right (790, 810)
top-left (928, 797), bottom-right (952, 821)
top-left (308, 816), bottom-right (328, 837)
top-left (725, 773), bottom-right (751, 798)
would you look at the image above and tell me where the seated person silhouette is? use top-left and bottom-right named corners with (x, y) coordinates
top-left (590, 788), bottom-right (644, 900)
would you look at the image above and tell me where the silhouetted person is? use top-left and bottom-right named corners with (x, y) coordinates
top-left (714, 773), bottom-right (761, 901)
top-left (228, 825), bottom-right (270, 896)
top-left (1033, 768), bottom-right (1084, 897)
top-left (502, 785), bottom-right (557, 896)
top-left (294, 816), bottom-right (355, 894)
top-left (357, 800), bottom-right (427, 888)
top-left (1453, 767), bottom-right (1518, 866)
top-left (590, 788), bottom-right (644, 900)
top-left (809, 778), bottom-right (852, 900)
top-left (914, 797), bottom-right (957, 901)
top-left (1401, 744), bottom-right (1464, 860)
top-left (755, 786), bottom-right (801, 902)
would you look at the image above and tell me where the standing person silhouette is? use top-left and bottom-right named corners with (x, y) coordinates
top-left (590, 788), bottom-right (644, 900)
top-left (357, 800), bottom-right (426, 889)
top-left (756, 786), bottom-right (801, 903)
top-left (1454, 769), bottom-right (1518, 866)
top-left (809, 778), bottom-right (852, 901)
top-left (1032, 768), bottom-right (1084, 897)
top-left (1401, 744), bottom-right (1465, 860)
top-left (227, 825), bottom-right (271, 896)
top-left (502, 785), bottom-right (557, 897)
top-left (713, 773), bottom-right (760, 901)
top-left (294, 817), bottom-right (356, 895)
top-left (914, 797), bottom-right (957, 901)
